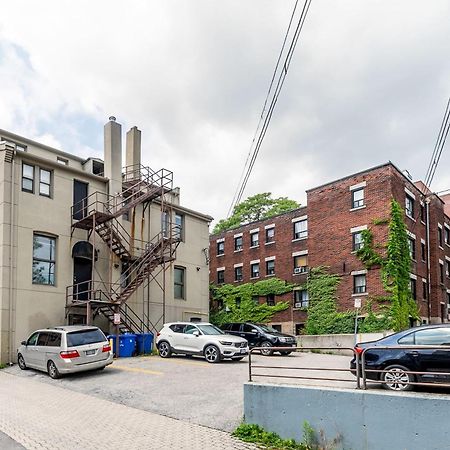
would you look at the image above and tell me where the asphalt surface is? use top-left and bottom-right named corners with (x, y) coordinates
top-left (3, 351), bottom-right (354, 432)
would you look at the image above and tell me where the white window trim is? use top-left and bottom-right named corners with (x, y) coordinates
top-left (350, 225), bottom-right (367, 233)
top-left (438, 223), bottom-right (443, 229)
top-left (265, 256), bottom-right (276, 262)
top-left (216, 267), bottom-right (225, 271)
top-left (349, 181), bottom-right (366, 191)
top-left (446, 256), bottom-right (450, 262)
top-left (410, 273), bottom-right (417, 280)
top-left (292, 215), bottom-right (307, 223)
top-left (233, 233), bottom-right (243, 238)
top-left (250, 228), bottom-right (260, 233)
top-left (422, 278), bottom-right (427, 283)
top-left (350, 205), bottom-right (367, 212)
top-left (216, 238), bottom-right (224, 243)
top-left (445, 223), bottom-right (450, 230)
top-left (292, 250), bottom-right (308, 257)
top-left (404, 187), bottom-right (416, 200)
top-left (250, 259), bottom-right (260, 264)
top-left (406, 230), bottom-right (416, 239)
top-left (439, 259), bottom-right (444, 265)
top-left (421, 238), bottom-right (426, 244)
top-left (233, 263), bottom-right (243, 268)
top-left (351, 269), bottom-right (367, 276)
top-left (264, 224), bottom-right (275, 229)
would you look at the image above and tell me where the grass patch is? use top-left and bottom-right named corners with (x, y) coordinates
top-left (0, 363), bottom-right (7, 370)
top-left (232, 423), bottom-right (310, 449)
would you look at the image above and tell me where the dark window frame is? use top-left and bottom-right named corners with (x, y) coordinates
top-left (294, 289), bottom-right (309, 308)
top-left (234, 236), bottom-right (243, 251)
top-left (351, 188), bottom-right (364, 209)
top-left (266, 260), bottom-right (275, 276)
top-left (405, 195), bottom-right (414, 218)
top-left (353, 274), bottom-right (366, 294)
top-left (265, 227), bottom-right (275, 243)
top-left (22, 163), bottom-right (35, 193)
top-left (32, 233), bottom-right (56, 286)
top-left (352, 232), bottom-right (364, 252)
top-left (408, 237), bottom-right (416, 260)
top-left (217, 241), bottom-right (225, 256)
top-left (217, 270), bottom-right (225, 284)
top-left (174, 266), bottom-right (186, 299)
top-left (39, 168), bottom-right (52, 198)
top-left (175, 212), bottom-right (184, 241)
top-left (234, 266), bottom-right (243, 282)
top-left (293, 219), bottom-right (308, 240)
top-left (250, 262), bottom-right (260, 278)
top-left (250, 232), bottom-right (259, 247)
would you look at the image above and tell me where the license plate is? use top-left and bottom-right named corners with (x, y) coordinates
top-left (240, 349), bottom-right (247, 354)
top-left (85, 349), bottom-right (96, 356)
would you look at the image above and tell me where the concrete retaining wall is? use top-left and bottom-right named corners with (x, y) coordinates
top-left (296, 332), bottom-right (392, 355)
top-left (244, 383), bottom-right (450, 450)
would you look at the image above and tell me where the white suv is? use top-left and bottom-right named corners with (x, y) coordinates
top-left (156, 322), bottom-right (248, 363)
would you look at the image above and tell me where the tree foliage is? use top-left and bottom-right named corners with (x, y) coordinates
top-left (213, 193), bottom-right (300, 234)
top-left (210, 278), bottom-right (292, 326)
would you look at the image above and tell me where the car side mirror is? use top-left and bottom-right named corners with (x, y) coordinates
top-left (193, 331), bottom-right (200, 337)
top-left (21, 341), bottom-right (27, 346)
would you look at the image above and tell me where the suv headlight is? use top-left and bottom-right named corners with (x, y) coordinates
top-left (219, 341), bottom-right (232, 346)
top-left (279, 337), bottom-right (288, 343)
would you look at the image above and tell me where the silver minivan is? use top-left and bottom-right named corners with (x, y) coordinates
top-left (17, 325), bottom-right (113, 379)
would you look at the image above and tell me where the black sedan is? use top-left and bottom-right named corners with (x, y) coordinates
top-left (350, 324), bottom-right (450, 391)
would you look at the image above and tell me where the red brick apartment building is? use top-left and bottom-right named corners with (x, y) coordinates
top-left (209, 162), bottom-right (450, 335)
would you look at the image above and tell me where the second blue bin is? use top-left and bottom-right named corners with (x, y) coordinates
top-left (108, 333), bottom-right (137, 357)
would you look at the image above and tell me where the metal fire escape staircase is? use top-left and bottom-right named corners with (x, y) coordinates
top-left (66, 164), bottom-right (180, 333)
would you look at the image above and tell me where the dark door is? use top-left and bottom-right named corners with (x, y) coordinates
top-left (242, 324), bottom-right (260, 347)
top-left (73, 180), bottom-right (88, 220)
top-left (73, 257), bottom-right (92, 300)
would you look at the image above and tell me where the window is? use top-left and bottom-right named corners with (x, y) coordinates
top-left (293, 255), bottom-right (308, 274)
top-left (438, 227), bottom-right (443, 248)
top-left (440, 263), bottom-right (444, 284)
top-left (32, 234), bottom-right (56, 285)
top-left (234, 266), bottom-right (243, 282)
top-left (295, 323), bottom-right (305, 335)
top-left (293, 219), bottom-right (308, 240)
top-left (161, 211), bottom-right (169, 238)
top-left (413, 328), bottom-right (450, 346)
top-left (250, 263), bottom-right (260, 278)
top-left (175, 213), bottom-right (184, 241)
top-left (353, 274), bottom-right (366, 294)
top-left (184, 324), bottom-right (198, 334)
top-left (271, 325), bottom-right (282, 332)
top-left (22, 163), bottom-right (34, 193)
top-left (405, 195), bottom-right (414, 218)
top-left (420, 204), bottom-right (426, 223)
top-left (351, 188), bottom-right (364, 209)
top-left (266, 260), bottom-right (275, 276)
top-left (170, 324), bottom-right (186, 333)
top-left (57, 157), bottom-right (68, 165)
top-left (252, 295), bottom-right (259, 305)
top-left (446, 228), bottom-right (450, 246)
top-left (421, 242), bottom-right (426, 262)
top-left (39, 168), bottom-right (51, 197)
top-left (26, 332), bottom-right (39, 346)
top-left (235, 297), bottom-right (241, 308)
top-left (294, 290), bottom-right (309, 308)
top-left (409, 279), bottom-right (416, 300)
top-left (446, 261), bottom-right (450, 278)
top-left (265, 227), bottom-right (275, 243)
top-left (422, 281), bottom-right (427, 300)
top-left (37, 332), bottom-right (50, 346)
top-left (217, 270), bottom-right (225, 284)
top-left (217, 241), bottom-right (225, 256)
top-left (250, 232), bottom-right (259, 247)
top-left (266, 294), bottom-right (275, 306)
top-left (234, 236), bottom-right (243, 251)
top-left (408, 237), bottom-right (416, 260)
top-left (174, 266), bottom-right (185, 299)
top-left (352, 232), bottom-right (364, 252)
top-left (47, 332), bottom-right (61, 347)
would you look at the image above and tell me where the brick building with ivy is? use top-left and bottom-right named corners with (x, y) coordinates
top-left (209, 162), bottom-right (450, 335)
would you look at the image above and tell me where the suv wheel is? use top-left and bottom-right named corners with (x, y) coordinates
top-left (204, 345), bottom-right (221, 363)
top-left (260, 341), bottom-right (273, 356)
top-left (17, 353), bottom-right (27, 370)
top-left (381, 365), bottom-right (414, 391)
top-left (158, 341), bottom-right (172, 358)
top-left (47, 360), bottom-right (61, 379)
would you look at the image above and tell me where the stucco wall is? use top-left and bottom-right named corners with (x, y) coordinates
top-left (244, 383), bottom-right (450, 450)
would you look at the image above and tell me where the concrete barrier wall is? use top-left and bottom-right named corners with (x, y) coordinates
top-left (296, 332), bottom-right (392, 355)
top-left (244, 383), bottom-right (450, 450)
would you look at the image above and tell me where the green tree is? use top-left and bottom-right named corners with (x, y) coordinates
top-left (213, 193), bottom-right (300, 234)
top-left (210, 278), bottom-right (292, 326)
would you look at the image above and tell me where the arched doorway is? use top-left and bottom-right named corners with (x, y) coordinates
top-left (72, 241), bottom-right (93, 300)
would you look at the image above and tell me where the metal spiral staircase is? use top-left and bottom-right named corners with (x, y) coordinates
top-left (66, 164), bottom-right (180, 333)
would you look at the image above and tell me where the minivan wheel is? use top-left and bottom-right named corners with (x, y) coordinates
top-left (381, 365), bottom-right (414, 391)
top-left (260, 341), bottom-right (274, 356)
top-left (158, 341), bottom-right (172, 358)
top-left (204, 345), bottom-right (221, 363)
top-left (47, 360), bottom-right (61, 379)
top-left (17, 353), bottom-right (27, 370)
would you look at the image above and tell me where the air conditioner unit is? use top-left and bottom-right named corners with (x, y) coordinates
top-left (236, 245), bottom-right (242, 251)
top-left (253, 241), bottom-right (259, 247)
top-left (294, 267), bottom-right (306, 274)
top-left (253, 272), bottom-right (259, 278)
top-left (294, 302), bottom-right (303, 308)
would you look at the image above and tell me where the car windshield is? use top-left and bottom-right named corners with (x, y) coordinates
top-left (257, 324), bottom-right (280, 333)
top-left (196, 325), bottom-right (224, 335)
top-left (66, 329), bottom-right (106, 347)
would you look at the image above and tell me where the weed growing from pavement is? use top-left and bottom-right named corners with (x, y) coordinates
top-left (0, 364), bottom-right (6, 370)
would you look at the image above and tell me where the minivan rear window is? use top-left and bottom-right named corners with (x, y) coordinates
top-left (67, 329), bottom-right (106, 347)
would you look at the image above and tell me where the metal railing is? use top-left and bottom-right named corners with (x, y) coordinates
top-left (248, 345), bottom-right (450, 391)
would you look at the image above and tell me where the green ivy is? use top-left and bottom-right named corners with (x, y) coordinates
top-left (356, 229), bottom-right (384, 269)
top-left (210, 278), bottom-right (292, 326)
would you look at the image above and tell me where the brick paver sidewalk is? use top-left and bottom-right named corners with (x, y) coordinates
top-left (0, 372), bottom-right (257, 450)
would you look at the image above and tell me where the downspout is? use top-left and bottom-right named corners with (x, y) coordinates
top-left (8, 152), bottom-right (16, 364)
top-left (426, 198), bottom-right (431, 323)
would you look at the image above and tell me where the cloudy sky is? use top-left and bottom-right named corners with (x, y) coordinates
top-left (1, 1), bottom-right (449, 225)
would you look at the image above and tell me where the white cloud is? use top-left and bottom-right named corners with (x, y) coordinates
top-left (0, 0), bottom-right (449, 224)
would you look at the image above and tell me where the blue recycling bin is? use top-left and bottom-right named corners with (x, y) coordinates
top-left (107, 334), bottom-right (137, 357)
top-left (136, 333), bottom-right (154, 354)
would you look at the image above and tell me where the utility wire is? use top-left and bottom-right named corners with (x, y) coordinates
top-left (227, 0), bottom-right (312, 217)
top-left (424, 97), bottom-right (450, 189)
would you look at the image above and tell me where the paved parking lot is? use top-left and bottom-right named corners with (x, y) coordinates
top-left (3, 351), bottom-right (354, 432)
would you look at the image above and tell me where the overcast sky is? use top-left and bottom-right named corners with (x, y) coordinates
top-left (1, 1), bottom-right (449, 225)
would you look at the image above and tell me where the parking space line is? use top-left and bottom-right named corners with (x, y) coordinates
top-left (110, 365), bottom-right (163, 376)
top-left (156, 358), bottom-right (212, 368)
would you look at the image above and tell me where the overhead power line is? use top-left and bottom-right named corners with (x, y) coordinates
top-left (424, 97), bottom-right (450, 189)
top-left (227, 0), bottom-right (312, 217)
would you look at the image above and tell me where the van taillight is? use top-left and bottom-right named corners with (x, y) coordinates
top-left (102, 344), bottom-right (111, 353)
top-left (354, 347), bottom-right (364, 355)
top-left (60, 350), bottom-right (80, 359)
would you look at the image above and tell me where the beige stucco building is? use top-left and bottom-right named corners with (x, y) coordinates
top-left (0, 118), bottom-right (212, 364)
